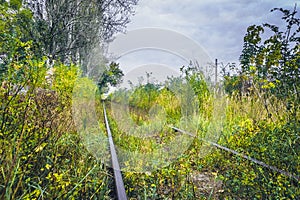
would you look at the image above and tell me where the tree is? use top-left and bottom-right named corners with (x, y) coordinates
top-left (23, 0), bottom-right (138, 72)
top-left (97, 62), bottom-right (124, 94)
top-left (0, 0), bottom-right (42, 79)
top-left (240, 5), bottom-right (299, 92)
top-left (225, 5), bottom-right (299, 105)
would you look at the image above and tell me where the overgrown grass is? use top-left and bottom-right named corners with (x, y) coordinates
top-left (106, 72), bottom-right (299, 199)
top-left (1, 52), bottom-right (298, 199)
top-left (0, 58), bottom-right (113, 199)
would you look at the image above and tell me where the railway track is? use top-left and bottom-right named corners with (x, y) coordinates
top-left (170, 126), bottom-right (300, 182)
top-left (103, 104), bottom-right (128, 200)
top-left (102, 104), bottom-right (298, 199)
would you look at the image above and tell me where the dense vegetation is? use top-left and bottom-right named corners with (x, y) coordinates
top-left (0, 1), bottom-right (299, 199)
top-left (107, 63), bottom-right (299, 199)
top-left (0, 1), bottom-right (131, 199)
top-left (107, 5), bottom-right (299, 199)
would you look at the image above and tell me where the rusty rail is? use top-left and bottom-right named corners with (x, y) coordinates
top-left (170, 126), bottom-right (299, 182)
top-left (103, 104), bottom-right (127, 200)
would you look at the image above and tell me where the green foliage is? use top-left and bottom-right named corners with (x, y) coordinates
top-left (0, 2), bottom-right (45, 79)
top-left (0, 16), bottom-right (111, 198)
top-left (9, 0), bottom-right (22, 10)
top-left (107, 52), bottom-right (299, 198)
top-left (225, 6), bottom-right (299, 111)
top-left (180, 65), bottom-right (211, 114)
top-left (215, 121), bottom-right (299, 199)
top-left (206, 95), bottom-right (300, 199)
top-left (1, 2), bottom-right (299, 199)
top-left (128, 83), bottom-right (160, 110)
top-left (222, 11), bottom-right (300, 185)
top-left (223, 75), bottom-right (245, 95)
top-left (105, 107), bottom-right (201, 199)
top-left (97, 62), bottom-right (124, 94)
top-left (107, 67), bottom-right (222, 199)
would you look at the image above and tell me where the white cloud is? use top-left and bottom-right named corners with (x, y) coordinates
top-left (112, 0), bottom-right (298, 74)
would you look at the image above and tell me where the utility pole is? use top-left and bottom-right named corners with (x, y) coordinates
top-left (215, 58), bottom-right (218, 85)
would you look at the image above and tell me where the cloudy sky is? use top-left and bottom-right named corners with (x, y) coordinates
top-left (108, 0), bottom-right (298, 85)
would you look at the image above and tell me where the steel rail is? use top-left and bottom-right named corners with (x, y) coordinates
top-left (103, 104), bottom-right (128, 200)
top-left (170, 126), bottom-right (299, 182)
